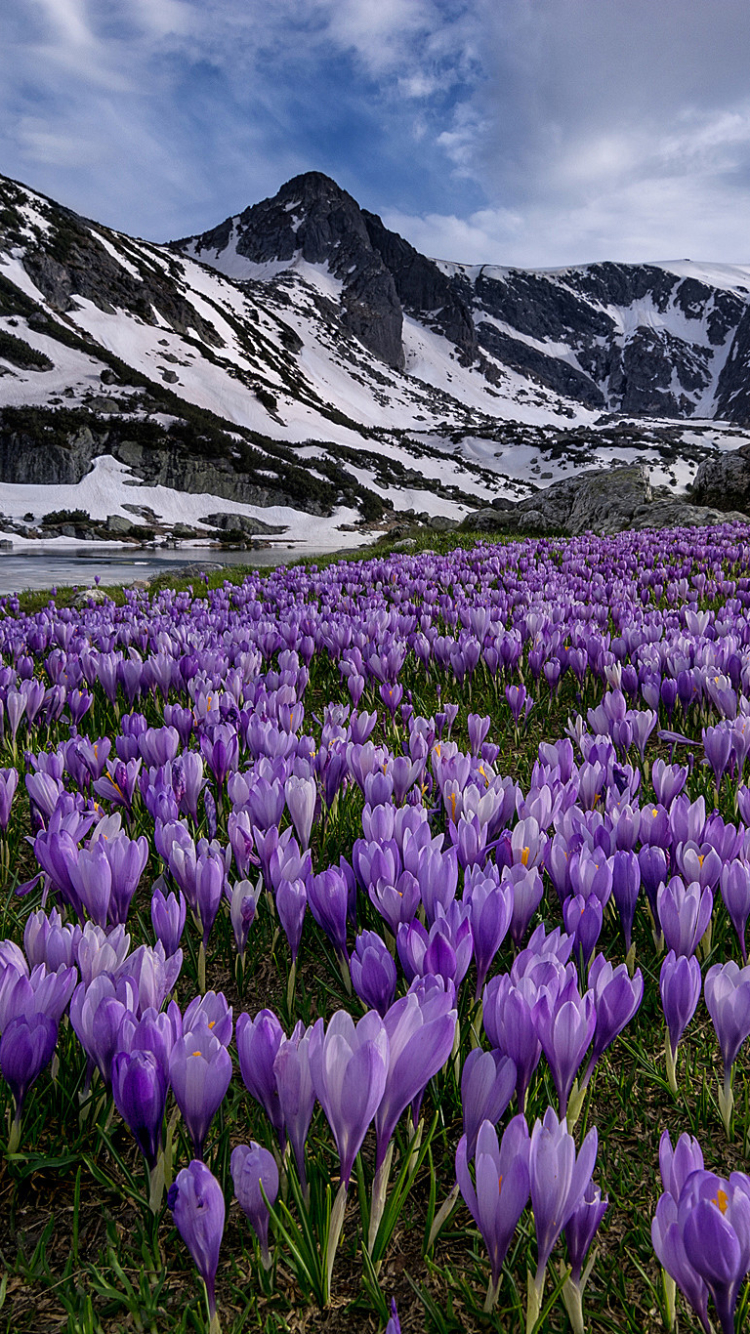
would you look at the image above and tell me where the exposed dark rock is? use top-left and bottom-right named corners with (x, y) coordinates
top-left (200, 511), bottom-right (287, 535)
top-left (691, 446), bottom-right (750, 513)
top-left (182, 173), bottom-right (405, 369)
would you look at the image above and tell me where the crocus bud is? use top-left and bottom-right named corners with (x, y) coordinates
top-left (231, 1142), bottom-right (279, 1267)
top-left (168, 1160), bottom-right (225, 1326)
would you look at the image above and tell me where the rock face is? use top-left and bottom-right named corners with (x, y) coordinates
top-left (181, 173), bottom-right (405, 369)
top-left (691, 446), bottom-right (750, 512)
top-left (461, 464), bottom-right (749, 536)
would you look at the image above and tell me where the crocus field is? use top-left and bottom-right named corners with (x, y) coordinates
top-left (3, 524), bottom-right (750, 1334)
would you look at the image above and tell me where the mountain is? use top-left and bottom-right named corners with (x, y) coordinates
top-left (1, 166), bottom-right (750, 546)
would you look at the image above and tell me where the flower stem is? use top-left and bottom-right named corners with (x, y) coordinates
top-left (325, 1181), bottom-right (348, 1306)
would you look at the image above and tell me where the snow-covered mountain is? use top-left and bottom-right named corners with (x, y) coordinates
top-left (1, 166), bottom-right (750, 547)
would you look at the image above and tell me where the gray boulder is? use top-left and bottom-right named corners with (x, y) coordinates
top-left (630, 501), bottom-right (749, 530)
top-left (691, 447), bottom-right (750, 514)
top-left (106, 514), bottom-right (134, 534)
top-left (200, 511), bottom-right (287, 536)
top-left (516, 463), bottom-right (652, 535)
top-left (460, 463), bottom-right (750, 538)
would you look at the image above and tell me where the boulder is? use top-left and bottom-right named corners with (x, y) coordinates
top-left (427, 515), bottom-right (459, 532)
top-left (630, 501), bottom-right (750, 531)
top-left (691, 447), bottom-right (750, 514)
top-left (516, 463), bottom-right (652, 535)
top-left (106, 514), bottom-right (134, 534)
top-left (459, 463), bottom-right (750, 538)
top-left (199, 511), bottom-right (287, 536)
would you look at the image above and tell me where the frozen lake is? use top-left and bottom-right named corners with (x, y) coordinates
top-left (0, 543), bottom-right (356, 595)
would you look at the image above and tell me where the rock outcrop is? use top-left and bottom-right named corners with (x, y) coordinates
top-left (691, 445), bottom-right (750, 513)
top-left (460, 463), bottom-right (749, 536)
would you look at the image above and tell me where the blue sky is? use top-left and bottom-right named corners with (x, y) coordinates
top-left (3, 0), bottom-right (750, 267)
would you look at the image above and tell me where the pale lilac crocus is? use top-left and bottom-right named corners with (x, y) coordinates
top-left (704, 960), bottom-right (750, 1133)
top-left (231, 1142), bottom-right (279, 1268)
top-left (455, 1115), bottom-right (530, 1310)
top-left (528, 1106), bottom-right (598, 1326)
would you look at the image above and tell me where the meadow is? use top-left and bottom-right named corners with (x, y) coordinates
top-left (0, 524), bottom-right (749, 1334)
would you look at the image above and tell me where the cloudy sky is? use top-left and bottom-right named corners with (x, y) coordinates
top-left (3, 0), bottom-right (750, 267)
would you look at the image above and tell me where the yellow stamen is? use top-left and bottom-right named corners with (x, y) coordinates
top-left (713, 1189), bottom-right (728, 1214)
top-left (521, 847), bottom-right (530, 867)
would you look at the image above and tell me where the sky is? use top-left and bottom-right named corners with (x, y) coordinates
top-left (3, 0), bottom-right (750, 268)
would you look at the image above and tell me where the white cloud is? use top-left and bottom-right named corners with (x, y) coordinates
top-left (3, 0), bottom-right (750, 265)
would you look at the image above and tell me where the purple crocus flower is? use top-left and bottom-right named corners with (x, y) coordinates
top-left (170, 1029), bottom-right (233, 1160)
top-left (583, 955), bottom-right (644, 1083)
top-left (658, 877), bottom-right (713, 957)
top-left (374, 988), bottom-right (456, 1172)
top-left (385, 1298), bottom-right (401, 1334)
top-left (308, 1008), bottom-right (388, 1189)
top-left (274, 1021), bottom-right (316, 1198)
top-left (231, 1142), bottom-right (279, 1267)
top-left (720, 861), bottom-right (750, 963)
top-left (151, 883), bottom-right (187, 957)
top-left (24, 908), bottom-right (81, 972)
top-left (228, 878), bottom-right (261, 961)
top-left (704, 960), bottom-right (750, 1132)
top-left (660, 950), bottom-right (702, 1093)
top-left (276, 877), bottom-right (307, 963)
top-left (533, 986), bottom-right (596, 1118)
top-left (505, 865), bottom-right (544, 947)
top-left (370, 871), bottom-right (421, 935)
top-left (0, 767), bottom-right (18, 830)
top-left (284, 774), bottom-right (317, 850)
top-left (680, 1169), bottom-right (750, 1334)
top-left (652, 1132), bottom-right (711, 1333)
top-left (460, 1048), bottom-right (516, 1158)
top-left (168, 1160), bottom-right (225, 1325)
top-left (183, 991), bottom-right (233, 1047)
top-left (455, 1115), bottom-right (530, 1304)
top-left (111, 1048), bottom-right (168, 1169)
top-left (529, 1106), bottom-right (598, 1311)
top-left (563, 894), bottom-right (603, 975)
top-left (236, 1009), bottom-right (285, 1144)
top-left (69, 973), bottom-right (135, 1089)
top-left (125, 941), bottom-right (183, 1017)
top-left (350, 931), bottom-right (397, 1017)
top-left (306, 866), bottom-right (349, 959)
top-left (193, 848), bottom-right (225, 950)
top-left (1, 1012), bottom-right (57, 1149)
top-left (611, 850), bottom-right (640, 955)
top-left (565, 1178), bottom-right (608, 1285)
top-left (463, 873), bottom-right (513, 1000)
top-left (483, 973), bottom-right (542, 1112)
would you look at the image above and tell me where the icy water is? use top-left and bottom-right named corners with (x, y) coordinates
top-left (0, 544), bottom-right (352, 595)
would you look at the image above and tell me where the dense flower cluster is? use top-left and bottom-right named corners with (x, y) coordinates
top-left (1, 523), bottom-right (750, 1329)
